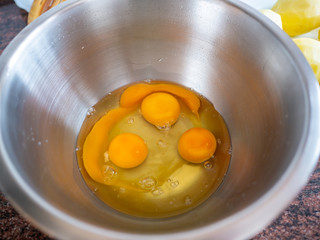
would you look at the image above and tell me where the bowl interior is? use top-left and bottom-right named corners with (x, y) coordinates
top-left (0, 0), bottom-right (317, 239)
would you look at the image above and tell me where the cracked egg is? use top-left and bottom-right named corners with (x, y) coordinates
top-left (76, 81), bottom-right (231, 218)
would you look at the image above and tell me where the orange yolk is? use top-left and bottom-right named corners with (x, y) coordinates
top-left (83, 107), bottom-right (136, 183)
top-left (178, 127), bottom-right (217, 163)
top-left (120, 83), bottom-right (200, 117)
top-left (141, 92), bottom-right (180, 128)
top-left (108, 133), bottom-right (148, 168)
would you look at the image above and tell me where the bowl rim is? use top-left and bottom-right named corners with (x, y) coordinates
top-left (0, 0), bottom-right (319, 239)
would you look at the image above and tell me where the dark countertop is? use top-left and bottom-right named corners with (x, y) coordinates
top-left (0, 1), bottom-right (319, 239)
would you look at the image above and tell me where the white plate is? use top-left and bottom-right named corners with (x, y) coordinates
top-left (14, 0), bottom-right (33, 11)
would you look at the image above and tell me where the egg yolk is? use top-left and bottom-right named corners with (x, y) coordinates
top-left (83, 107), bottom-right (136, 183)
top-left (108, 133), bottom-right (148, 168)
top-left (178, 127), bottom-right (217, 163)
top-left (120, 83), bottom-right (200, 117)
top-left (141, 92), bottom-right (180, 128)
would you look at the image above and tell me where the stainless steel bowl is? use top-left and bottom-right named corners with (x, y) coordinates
top-left (0, 0), bottom-right (319, 239)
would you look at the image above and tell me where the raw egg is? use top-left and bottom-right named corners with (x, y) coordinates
top-left (108, 133), bottom-right (148, 169)
top-left (76, 80), bottom-right (231, 218)
top-left (178, 127), bottom-right (217, 163)
top-left (141, 92), bottom-right (181, 128)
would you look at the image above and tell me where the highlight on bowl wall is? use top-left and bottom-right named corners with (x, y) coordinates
top-left (14, 0), bottom-right (276, 12)
top-left (240, 0), bottom-right (277, 9)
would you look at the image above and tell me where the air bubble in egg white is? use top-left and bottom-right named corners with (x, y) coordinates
top-left (170, 180), bottom-right (179, 188)
top-left (152, 187), bottom-right (163, 196)
top-left (156, 124), bottom-right (171, 131)
top-left (104, 151), bottom-right (110, 162)
top-left (139, 176), bottom-right (157, 189)
top-left (157, 139), bottom-right (167, 148)
top-left (127, 117), bottom-right (134, 124)
top-left (119, 187), bottom-right (126, 193)
top-left (86, 107), bottom-right (96, 117)
top-left (184, 196), bottom-right (192, 206)
top-left (203, 160), bottom-right (213, 169)
top-left (102, 165), bottom-right (117, 183)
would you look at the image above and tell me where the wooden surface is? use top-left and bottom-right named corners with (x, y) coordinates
top-left (0, 1), bottom-right (319, 239)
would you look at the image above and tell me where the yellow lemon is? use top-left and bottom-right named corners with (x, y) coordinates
top-left (293, 38), bottom-right (320, 84)
top-left (294, 27), bottom-right (320, 40)
top-left (272, 0), bottom-right (320, 37)
top-left (260, 9), bottom-right (283, 29)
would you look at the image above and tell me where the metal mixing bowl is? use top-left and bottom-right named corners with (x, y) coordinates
top-left (0, 0), bottom-right (319, 239)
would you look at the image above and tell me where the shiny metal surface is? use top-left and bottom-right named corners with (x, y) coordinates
top-left (0, 0), bottom-right (319, 239)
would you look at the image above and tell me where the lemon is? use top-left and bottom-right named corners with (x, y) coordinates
top-left (272, 0), bottom-right (320, 37)
top-left (260, 9), bottom-right (283, 29)
top-left (293, 38), bottom-right (320, 84)
top-left (294, 27), bottom-right (320, 41)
